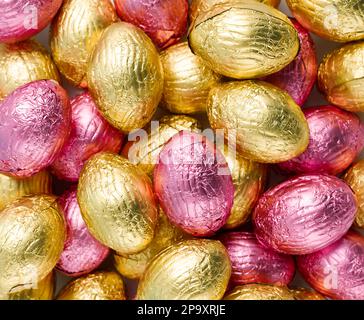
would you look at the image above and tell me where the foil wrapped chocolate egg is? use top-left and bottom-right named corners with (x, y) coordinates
top-left (160, 42), bottom-right (222, 114)
top-left (207, 81), bottom-right (309, 163)
top-left (122, 114), bottom-right (201, 178)
top-left (115, 0), bottom-right (188, 49)
top-left (253, 174), bottom-right (357, 255)
top-left (188, 0), bottom-right (299, 79)
top-left (137, 239), bottom-right (231, 300)
top-left (0, 80), bottom-right (71, 178)
top-left (77, 152), bottom-right (158, 254)
top-left (264, 18), bottom-right (318, 106)
top-left (56, 189), bottom-right (110, 277)
top-left (57, 272), bottom-right (126, 300)
top-left (318, 42), bottom-right (364, 112)
top-left (154, 131), bottom-right (234, 237)
top-left (0, 195), bottom-right (66, 297)
top-left (0, 39), bottom-right (60, 101)
top-left (286, 0), bottom-right (364, 42)
top-left (0, 0), bottom-right (62, 43)
top-left (50, 0), bottom-right (118, 87)
top-left (291, 288), bottom-right (325, 300)
top-left (297, 231), bottom-right (364, 300)
top-left (224, 284), bottom-right (295, 300)
top-left (219, 232), bottom-right (295, 286)
top-left (87, 22), bottom-right (163, 133)
top-left (279, 106), bottom-right (364, 176)
top-left (51, 92), bottom-right (124, 182)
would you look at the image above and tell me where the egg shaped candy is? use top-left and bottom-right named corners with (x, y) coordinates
top-left (291, 288), bottom-right (325, 300)
top-left (137, 240), bottom-right (231, 300)
top-left (253, 174), bottom-right (357, 255)
top-left (224, 284), bottom-right (295, 300)
top-left (78, 152), bottom-right (158, 254)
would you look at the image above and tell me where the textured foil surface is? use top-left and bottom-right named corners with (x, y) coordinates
top-left (291, 288), bottom-right (325, 300)
top-left (224, 284), bottom-right (295, 300)
top-left (253, 174), bottom-right (357, 255)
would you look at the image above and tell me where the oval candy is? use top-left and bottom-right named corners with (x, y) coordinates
top-left (224, 284), bottom-right (295, 300)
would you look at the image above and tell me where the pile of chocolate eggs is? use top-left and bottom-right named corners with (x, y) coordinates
top-left (0, 0), bottom-right (364, 301)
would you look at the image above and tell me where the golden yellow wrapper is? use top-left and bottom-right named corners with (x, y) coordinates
top-left (188, 0), bottom-right (299, 79)
top-left (122, 114), bottom-right (202, 178)
top-left (0, 39), bottom-right (60, 100)
top-left (224, 284), bottom-right (295, 300)
top-left (77, 152), bottom-right (158, 255)
top-left (287, 0), bottom-right (364, 42)
top-left (137, 239), bottom-right (231, 300)
top-left (50, 0), bottom-right (118, 87)
top-left (207, 81), bottom-right (309, 163)
top-left (291, 288), bottom-right (326, 300)
top-left (57, 272), bottom-right (126, 300)
top-left (160, 42), bottom-right (222, 114)
top-left (87, 22), bottom-right (164, 133)
top-left (318, 42), bottom-right (364, 112)
top-left (0, 195), bottom-right (65, 297)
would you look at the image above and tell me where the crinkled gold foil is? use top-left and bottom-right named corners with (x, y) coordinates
top-left (224, 284), bottom-right (295, 300)
top-left (291, 288), bottom-right (326, 300)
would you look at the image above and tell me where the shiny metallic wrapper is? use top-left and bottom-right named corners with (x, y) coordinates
top-left (253, 174), bottom-right (357, 255)
top-left (137, 239), bottom-right (231, 300)
top-left (298, 231), bottom-right (364, 300)
top-left (0, 39), bottom-right (60, 101)
top-left (87, 22), bottom-right (164, 133)
top-left (0, 195), bottom-right (66, 298)
top-left (188, 0), bottom-right (299, 79)
top-left (224, 284), bottom-right (295, 300)
top-left (291, 288), bottom-right (325, 300)
top-left (207, 81), bottom-right (309, 163)
top-left (77, 152), bottom-right (158, 254)
top-left (318, 42), bottom-right (364, 112)
top-left (51, 0), bottom-right (118, 87)
top-left (57, 271), bottom-right (126, 300)
top-left (287, 0), bottom-right (364, 42)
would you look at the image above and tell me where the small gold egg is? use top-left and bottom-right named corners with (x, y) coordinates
top-left (291, 288), bottom-right (326, 300)
top-left (224, 284), bottom-right (295, 300)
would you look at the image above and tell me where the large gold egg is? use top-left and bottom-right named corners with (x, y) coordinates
top-left (0, 195), bottom-right (65, 297)
top-left (188, 0), bottom-right (299, 79)
top-left (224, 284), bottom-right (295, 300)
top-left (87, 22), bottom-right (164, 133)
top-left (207, 81), bottom-right (309, 163)
top-left (287, 0), bottom-right (364, 42)
top-left (318, 42), bottom-right (364, 112)
top-left (77, 152), bottom-right (158, 254)
top-left (0, 39), bottom-right (60, 100)
top-left (57, 272), bottom-right (126, 300)
top-left (50, 0), bottom-right (118, 87)
top-left (137, 239), bottom-right (231, 300)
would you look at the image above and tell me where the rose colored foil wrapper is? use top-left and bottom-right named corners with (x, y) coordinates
top-left (51, 92), bottom-right (123, 182)
top-left (154, 131), bottom-right (234, 237)
top-left (298, 231), bottom-right (364, 300)
top-left (253, 174), bottom-right (357, 255)
top-left (56, 188), bottom-right (110, 277)
top-left (115, 0), bottom-right (188, 49)
top-left (0, 0), bottom-right (63, 43)
top-left (264, 18), bottom-right (317, 106)
top-left (219, 232), bottom-right (295, 286)
top-left (279, 106), bottom-right (364, 175)
top-left (0, 80), bottom-right (70, 178)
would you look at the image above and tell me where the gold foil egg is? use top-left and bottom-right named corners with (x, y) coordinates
top-left (160, 42), bottom-right (222, 114)
top-left (122, 114), bottom-right (202, 177)
top-left (291, 288), bottom-right (325, 300)
top-left (224, 284), bottom-right (295, 300)
top-left (50, 0), bottom-right (118, 87)
top-left (77, 152), bottom-right (158, 254)
top-left (287, 0), bottom-right (364, 42)
top-left (87, 22), bottom-right (164, 133)
top-left (137, 239), bottom-right (231, 300)
top-left (0, 195), bottom-right (65, 297)
top-left (57, 271), bottom-right (126, 300)
top-left (0, 39), bottom-right (60, 100)
top-left (207, 81), bottom-right (309, 163)
top-left (188, 0), bottom-right (299, 79)
top-left (318, 42), bottom-right (364, 112)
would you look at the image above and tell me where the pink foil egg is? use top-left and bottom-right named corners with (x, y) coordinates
top-left (298, 231), bottom-right (364, 300)
top-left (51, 92), bottom-right (124, 182)
top-left (56, 188), bottom-right (110, 277)
top-left (219, 232), bottom-right (295, 286)
top-left (0, 80), bottom-right (70, 178)
top-left (253, 174), bottom-right (357, 255)
top-left (0, 0), bottom-right (63, 43)
top-left (264, 18), bottom-right (317, 106)
top-left (279, 106), bottom-right (364, 175)
top-left (154, 131), bottom-right (234, 237)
